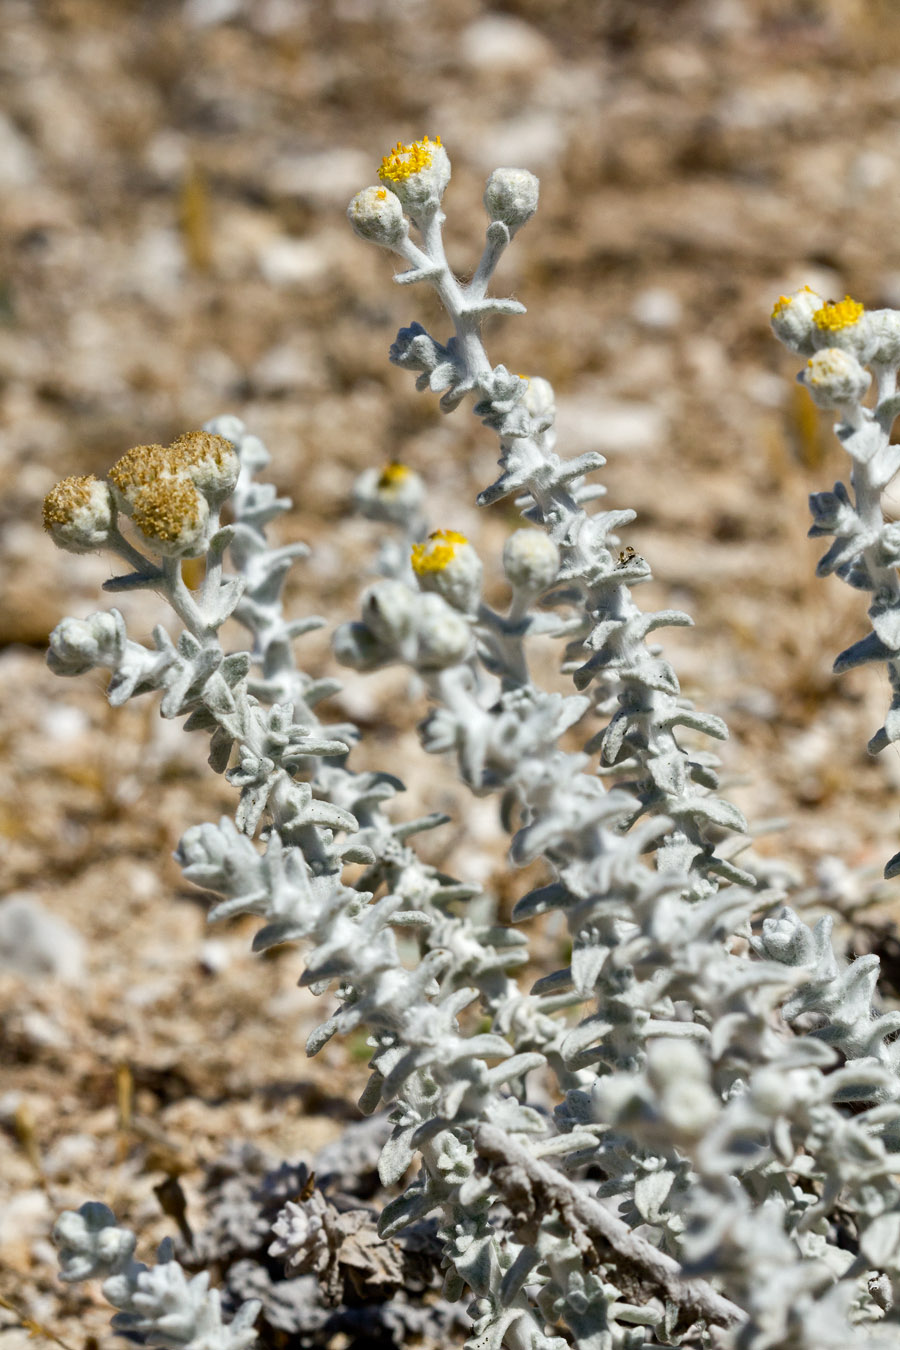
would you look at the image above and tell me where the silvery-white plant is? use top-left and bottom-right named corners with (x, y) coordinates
top-left (44, 137), bottom-right (900, 1349)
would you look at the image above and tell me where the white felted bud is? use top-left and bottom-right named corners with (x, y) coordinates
top-left (47, 612), bottom-right (120, 676)
top-left (483, 167), bottom-right (539, 233)
top-left (362, 579), bottom-right (418, 647)
top-left (415, 594), bottom-right (471, 669)
top-left (503, 529), bottom-right (559, 594)
top-left (347, 185), bottom-right (409, 248)
top-left (800, 348), bottom-right (871, 410)
top-left (332, 620), bottom-right (387, 671)
top-left (770, 286), bottom-right (826, 356)
top-left (521, 375), bottom-right (555, 419)
top-left (411, 530), bottom-right (483, 614)
top-left (646, 1040), bottom-right (718, 1140)
top-left (860, 309), bottom-right (900, 368)
top-left (378, 136), bottom-right (451, 214)
top-left (354, 462), bottom-right (425, 527)
top-left (204, 413), bottom-right (246, 447)
top-left (43, 475), bottom-right (115, 553)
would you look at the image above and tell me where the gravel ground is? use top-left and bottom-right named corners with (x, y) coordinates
top-left (5, 0), bottom-right (900, 1345)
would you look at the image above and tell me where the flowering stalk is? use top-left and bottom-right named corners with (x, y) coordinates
top-left (346, 141), bottom-right (753, 906)
top-left (772, 288), bottom-right (900, 875)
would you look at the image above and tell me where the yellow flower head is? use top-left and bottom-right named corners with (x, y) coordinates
top-left (411, 529), bottom-right (468, 575)
top-left (813, 295), bottom-right (865, 332)
top-left (770, 284), bottom-right (819, 322)
top-left (379, 136), bottom-right (442, 184)
top-left (377, 135), bottom-right (451, 213)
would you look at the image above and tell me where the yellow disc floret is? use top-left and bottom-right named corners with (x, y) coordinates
top-left (379, 136), bottom-right (442, 184)
top-left (812, 295), bottom-right (865, 332)
top-left (771, 284), bottom-right (818, 322)
top-left (377, 461), bottom-right (411, 491)
top-left (411, 529), bottom-right (468, 575)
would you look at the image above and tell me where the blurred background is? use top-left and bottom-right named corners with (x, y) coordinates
top-left (5, 0), bottom-right (900, 1338)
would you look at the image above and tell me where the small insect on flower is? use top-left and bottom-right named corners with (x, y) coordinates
top-left (812, 295), bottom-right (865, 333)
top-left (616, 546), bottom-right (637, 567)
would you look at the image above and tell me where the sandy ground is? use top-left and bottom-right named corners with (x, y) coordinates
top-left (6, 0), bottom-right (900, 1344)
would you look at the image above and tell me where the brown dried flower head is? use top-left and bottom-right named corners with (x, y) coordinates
top-left (43, 474), bottom-right (115, 553)
top-left (107, 444), bottom-right (175, 513)
top-left (130, 477), bottom-right (210, 558)
top-left (169, 431), bottom-right (240, 503)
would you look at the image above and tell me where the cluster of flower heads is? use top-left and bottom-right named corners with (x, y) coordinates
top-left (42, 431), bottom-right (239, 560)
top-left (771, 286), bottom-right (900, 408)
top-left (333, 516), bottom-right (560, 680)
top-left (347, 132), bottom-right (538, 242)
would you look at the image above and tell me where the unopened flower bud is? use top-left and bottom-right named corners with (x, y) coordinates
top-left (800, 347), bottom-right (870, 410)
top-left (411, 529), bottom-right (482, 613)
top-left (770, 286), bottom-right (826, 356)
top-left (483, 167), bottom-right (539, 234)
top-left (204, 414), bottom-right (246, 448)
top-left (47, 612), bottom-right (120, 676)
top-left (43, 475), bottom-right (115, 553)
top-left (503, 529), bottom-right (559, 594)
top-left (362, 579), bottom-right (418, 647)
top-left (415, 594), bottom-right (471, 669)
top-left (354, 461), bottom-right (425, 527)
top-left (646, 1041), bottom-right (718, 1140)
top-left (860, 309), bottom-right (900, 368)
top-left (378, 136), bottom-right (450, 214)
top-left (347, 185), bottom-right (409, 248)
top-left (520, 376), bottom-right (555, 419)
top-left (333, 621), bottom-right (387, 672)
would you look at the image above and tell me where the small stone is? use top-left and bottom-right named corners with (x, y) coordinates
top-left (258, 236), bottom-right (333, 289)
top-left (631, 287), bottom-right (682, 330)
top-left (0, 894), bottom-right (84, 982)
top-left (556, 385), bottom-right (666, 455)
top-left (273, 148), bottom-right (371, 206)
top-left (199, 939), bottom-right (230, 974)
top-left (459, 15), bottom-right (554, 73)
